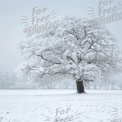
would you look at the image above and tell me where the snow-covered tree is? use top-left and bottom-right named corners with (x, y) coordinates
top-left (16, 17), bottom-right (120, 93)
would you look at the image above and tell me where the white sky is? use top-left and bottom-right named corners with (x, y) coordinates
top-left (0, 0), bottom-right (122, 73)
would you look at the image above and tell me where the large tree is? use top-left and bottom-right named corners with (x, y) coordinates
top-left (16, 17), bottom-right (119, 93)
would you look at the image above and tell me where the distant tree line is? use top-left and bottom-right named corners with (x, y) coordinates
top-left (0, 71), bottom-right (122, 89)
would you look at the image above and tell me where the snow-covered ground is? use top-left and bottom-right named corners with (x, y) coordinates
top-left (0, 90), bottom-right (122, 122)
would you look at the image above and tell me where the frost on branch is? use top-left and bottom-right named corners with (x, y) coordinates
top-left (16, 17), bottom-right (119, 85)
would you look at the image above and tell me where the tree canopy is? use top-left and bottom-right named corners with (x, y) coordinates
top-left (16, 17), bottom-right (119, 84)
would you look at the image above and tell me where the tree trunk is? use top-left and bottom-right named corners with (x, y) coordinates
top-left (76, 79), bottom-right (85, 93)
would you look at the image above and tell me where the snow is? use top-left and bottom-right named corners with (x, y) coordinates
top-left (16, 17), bottom-right (119, 84)
top-left (0, 90), bottom-right (122, 122)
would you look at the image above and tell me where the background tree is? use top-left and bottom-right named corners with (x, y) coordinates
top-left (0, 71), bottom-right (16, 89)
top-left (16, 17), bottom-right (120, 93)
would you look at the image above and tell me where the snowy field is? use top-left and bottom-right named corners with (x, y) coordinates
top-left (0, 90), bottom-right (122, 122)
